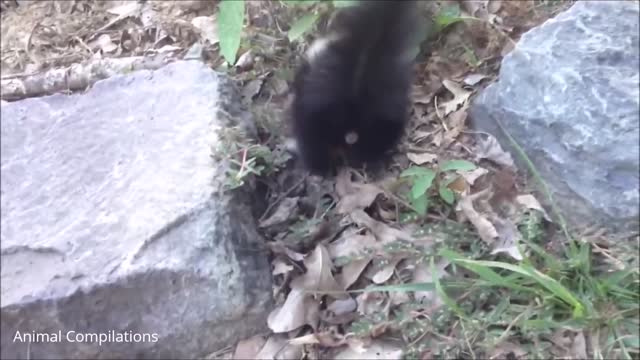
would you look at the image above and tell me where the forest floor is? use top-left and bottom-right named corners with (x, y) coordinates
top-left (2, 1), bottom-right (638, 359)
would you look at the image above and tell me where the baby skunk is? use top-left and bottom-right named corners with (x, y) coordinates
top-left (289, 0), bottom-right (420, 175)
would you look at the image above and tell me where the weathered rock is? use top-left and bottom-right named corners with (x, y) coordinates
top-left (0, 60), bottom-right (272, 359)
top-left (470, 1), bottom-right (640, 232)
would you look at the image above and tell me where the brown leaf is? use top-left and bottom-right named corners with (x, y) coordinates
top-left (475, 135), bottom-right (515, 167)
top-left (442, 105), bottom-right (468, 147)
top-left (336, 169), bottom-right (384, 213)
top-left (407, 152), bottom-right (438, 165)
top-left (412, 258), bottom-right (450, 304)
top-left (371, 256), bottom-right (404, 284)
top-left (356, 291), bottom-right (387, 316)
top-left (457, 190), bottom-right (498, 244)
top-left (337, 259), bottom-right (371, 290)
top-left (272, 259), bottom-right (294, 276)
top-left (459, 167), bottom-right (489, 185)
top-left (259, 197), bottom-right (299, 228)
top-left (267, 288), bottom-right (319, 333)
top-left (516, 194), bottom-right (551, 221)
top-left (438, 79), bottom-right (472, 116)
top-left (490, 216), bottom-right (523, 260)
top-left (291, 244), bottom-right (344, 296)
top-left (335, 341), bottom-right (403, 360)
top-left (255, 335), bottom-right (303, 360)
top-left (233, 335), bottom-right (266, 360)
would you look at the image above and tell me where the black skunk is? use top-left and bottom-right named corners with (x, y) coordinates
top-left (289, 0), bottom-right (420, 175)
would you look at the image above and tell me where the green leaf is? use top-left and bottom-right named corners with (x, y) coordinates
top-left (434, 4), bottom-right (464, 31)
top-left (333, 0), bottom-right (359, 7)
top-left (411, 172), bottom-right (436, 199)
top-left (438, 185), bottom-right (455, 204)
top-left (288, 13), bottom-right (319, 41)
top-left (400, 166), bottom-right (434, 178)
top-left (218, 0), bottom-right (245, 64)
top-left (439, 159), bottom-right (476, 172)
top-left (411, 193), bottom-right (429, 216)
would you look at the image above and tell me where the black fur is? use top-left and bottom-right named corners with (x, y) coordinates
top-left (290, 1), bottom-right (420, 175)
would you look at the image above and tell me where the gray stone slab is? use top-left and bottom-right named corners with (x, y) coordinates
top-left (470, 1), bottom-right (640, 232)
top-left (1, 60), bottom-right (272, 359)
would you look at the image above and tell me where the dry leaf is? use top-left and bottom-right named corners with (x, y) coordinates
top-left (272, 259), bottom-right (294, 276)
top-left (314, 330), bottom-right (347, 347)
top-left (255, 335), bottom-right (303, 360)
top-left (335, 341), bottom-right (403, 360)
top-left (463, 73), bottom-right (488, 86)
top-left (337, 259), bottom-right (371, 290)
top-left (439, 79), bottom-right (472, 116)
top-left (490, 217), bottom-right (523, 260)
top-left (288, 333), bottom-right (320, 346)
top-left (327, 297), bottom-right (357, 315)
top-left (328, 233), bottom-right (378, 259)
top-left (291, 244), bottom-right (344, 296)
top-left (191, 16), bottom-right (219, 45)
top-left (412, 258), bottom-right (450, 304)
top-left (233, 335), bottom-right (266, 360)
top-left (350, 210), bottom-right (414, 244)
top-left (356, 291), bottom-right (387, 316)
top-left (259, 197), bottom-right (298, 228)
top-left (488, 341), bottom-right (528, 359)
top-left (459, 167), bottom-right (489, 185)
top-left (457, 190), bottom-right (498, 244)
top-left (516, 194), bottom-right (551, 221)
top-left (371, 256), bottom-right (403, 284)
top-left (407, 152), bottom-right (438, 165)
top-left (267, 288), bottom-right (319, 333)
top-left (442, 105), bottom-right (468, 146)
top-left (335, 171), bottom-right (383, 214)
top-left (235, 49), bottom-right (254, 70)
top-left (475, 135), bottom-right (515, 167)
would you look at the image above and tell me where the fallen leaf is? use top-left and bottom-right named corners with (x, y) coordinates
top-left (371, 256), bottom-right (404, 284)
top-left (255, 335), bottom-right (303, 360)
top-left (335, 341), bottom-right (403, 360)
top-left (407, 152), bottom-right (438, 165)
top-left (490, 217), bottom-right (523, 260)
top-left (412, 258), bottom-right (450, 304)
top-left (107, 1), bottom-right (140, 16)
top-left (328, 233), bottom-right (378, 259)
top-left (459, 167), bottom-right (489, 185)
top-left (475, 135), bottom-right (515, 167)
top-left (315, 329), bottom-right (348, 347)
top-left (336, 259), bottom-right (371, 290)
top-left (327, 297), bottom-right (358, 315)
top-left (291, 244), bottom-right (345, 296)
top-left (233, 335), bottom-right (266, 360)
top-left (439, 79), bottom-right (472, 116)
top-left (356, 291), bottom-right (387, 316)
top-left (336, 170), bottom-right (384, 213)
top-left (463, 73), bottom-right (488, 86)
top-left (442, 105), bottom-right (468, 146)
top-left (272, 259), bottom-right (294, 276)
top-left (192, 16), bottom-right (219, 44)
top-left (516, 194), bottom-right (551, 221)
top-left (92, 34), bottom-right (117, 53)
top-left (488, 340), bottom-right (528, 359)
top-left (267, 241), bottom-right (305, 262)
top-left (235, 49), bottom-right (254, 70)
top-left (267, 288), bottom-right (319, 333)
top-left (350, 210), bottom-right (415, 244)
top-left (259, 197), bottom-right (298, 228)
top-left (457, 190), bottom-right (498, 244)
top-left (288, 333), bottom-right (320, 346)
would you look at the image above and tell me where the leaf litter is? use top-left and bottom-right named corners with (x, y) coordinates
top-left (1, 1), bottom-right (616, 359)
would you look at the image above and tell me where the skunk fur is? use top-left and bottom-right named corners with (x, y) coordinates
top-left (290, 0), bottom-right (420, 175)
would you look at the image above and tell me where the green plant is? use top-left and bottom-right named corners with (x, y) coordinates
top-left (216, 0), bottom-right (360, 65)
top-left (399, 159), bottom-right (476, 216)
